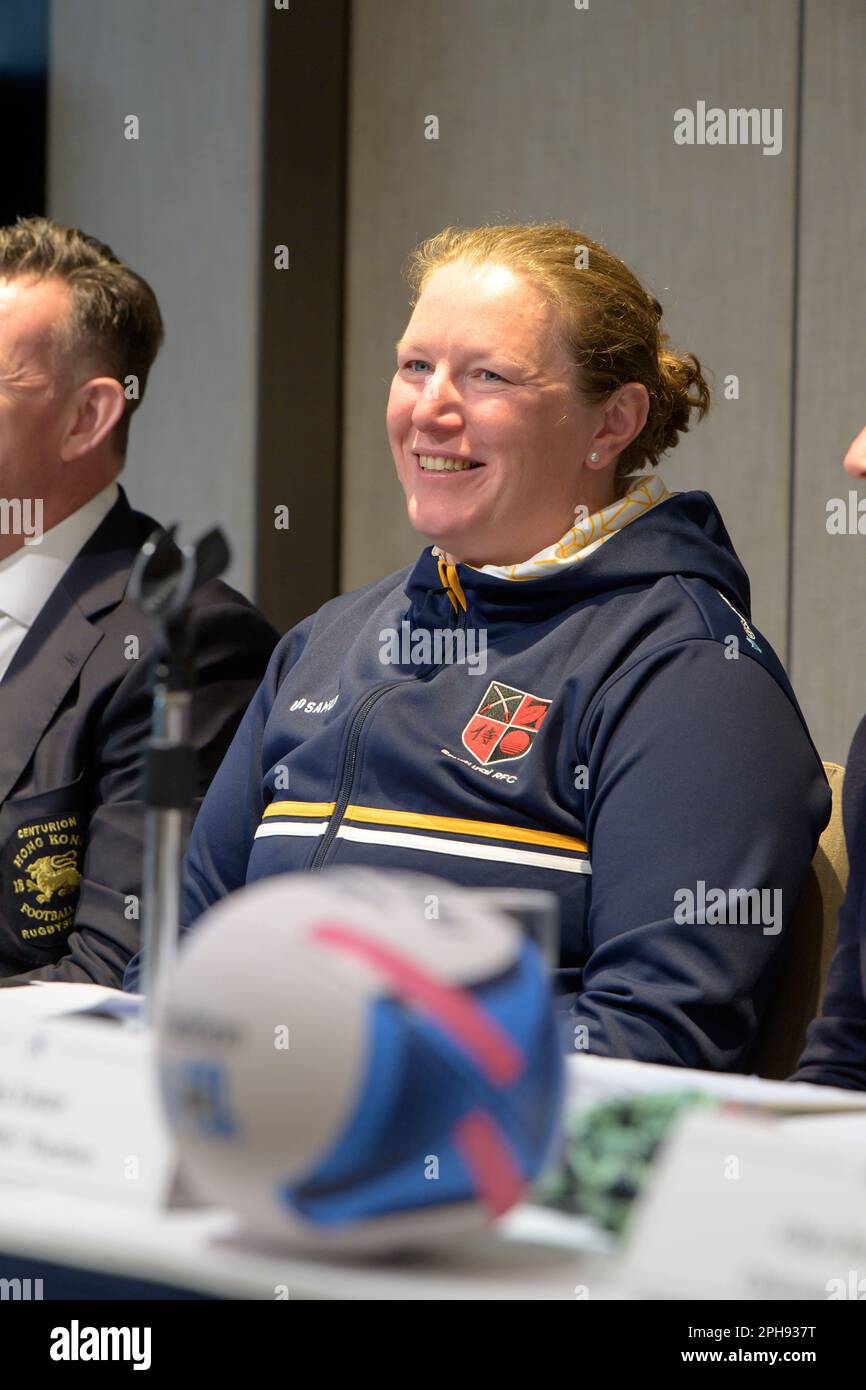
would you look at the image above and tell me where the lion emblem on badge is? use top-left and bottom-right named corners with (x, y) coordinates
top-left (26, 852), bottom-right (82, 903)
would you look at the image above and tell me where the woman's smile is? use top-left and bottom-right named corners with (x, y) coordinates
top-left (415, 452), bottom-right (486, 475)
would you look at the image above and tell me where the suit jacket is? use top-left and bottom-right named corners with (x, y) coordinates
top-left (794, 713), bottom-right (866, 1089)
top-left (0, 485), bottom-right (278, 988)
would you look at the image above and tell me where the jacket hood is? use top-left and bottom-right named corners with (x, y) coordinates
top-left (405, 489), bottom-right (752, 626)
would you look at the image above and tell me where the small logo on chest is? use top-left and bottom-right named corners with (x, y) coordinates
top-left (462, 681), bottom-right (551, 765)
top-left (289, 695), bottom-right (339, 715)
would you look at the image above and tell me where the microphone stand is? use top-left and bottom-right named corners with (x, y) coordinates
top-left (129, 526), bottom-right (230, 1026)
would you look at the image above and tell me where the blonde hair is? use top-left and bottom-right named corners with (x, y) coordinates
top-left (405, 221), bottom-right (709, 496)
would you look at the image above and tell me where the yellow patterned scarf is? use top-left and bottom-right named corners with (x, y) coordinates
top-left (469, 474), bottom-right (671, 581)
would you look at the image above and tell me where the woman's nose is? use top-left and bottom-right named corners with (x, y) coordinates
top-left (411, 373), bottom-right (464, 431)
top-left (843, 425), bottom-right (866, 478)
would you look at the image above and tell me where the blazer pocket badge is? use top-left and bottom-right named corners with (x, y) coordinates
top-left (3, 778), bottom-right (87, 953)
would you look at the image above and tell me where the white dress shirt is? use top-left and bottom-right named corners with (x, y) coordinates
top-left (0, 481), bottom-right (119, 682)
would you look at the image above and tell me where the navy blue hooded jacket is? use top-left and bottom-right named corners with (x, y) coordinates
top-left (125, 489), bottom-right (829, 1072)
top-left (793, 713), bottom-right (866, 1089)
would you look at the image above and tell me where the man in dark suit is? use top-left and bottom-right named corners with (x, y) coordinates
top-left (793, 423), bottom-right (866, 1088)
top-left (0, 217), bottom-right (277, 987)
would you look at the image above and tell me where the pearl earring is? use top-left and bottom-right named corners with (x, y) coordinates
top-left (589, 451), bottom-right (600, 463)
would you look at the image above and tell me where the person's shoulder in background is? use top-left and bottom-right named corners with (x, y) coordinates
top-left (178, 576), bottom-right (280, 783)
top-left (792, 713), bottom-right (866, 1089)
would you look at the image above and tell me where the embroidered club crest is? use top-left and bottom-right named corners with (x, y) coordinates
top-left (462, 681), bottom-right (551, 765)
top-left (4, 802), bottom-right (85, 953)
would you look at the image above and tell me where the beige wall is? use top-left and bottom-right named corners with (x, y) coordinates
top-left (48, 0), bottom-right (264, 598)
top-left (46, 1), bottom-right (865, 761)
top-left (789, 0), bottom-right (866, 765)
top-left (342, 0), bottom-right (864, 762)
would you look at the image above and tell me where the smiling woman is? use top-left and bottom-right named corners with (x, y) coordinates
top-left (387, 222), bottom-right (708, 568)
top-left (124, 221), bottom-right (830, 1081)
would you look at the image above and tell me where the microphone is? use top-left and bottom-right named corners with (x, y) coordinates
top-left (129, 524), bottom-right (231, 1023)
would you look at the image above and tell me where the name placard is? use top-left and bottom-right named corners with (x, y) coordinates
top-left (0, 1012), bottom-right (173, 1209)
top-left (616, 1110), bottom-right (866, 1300)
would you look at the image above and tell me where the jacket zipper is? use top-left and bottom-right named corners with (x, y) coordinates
top-left (309, 682), bottom-right (397, 871)
top-left (310, 571), bottom-right (467, 871)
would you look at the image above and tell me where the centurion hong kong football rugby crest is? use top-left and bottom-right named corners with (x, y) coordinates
top-left (461, 681), bottom-right (551, 765)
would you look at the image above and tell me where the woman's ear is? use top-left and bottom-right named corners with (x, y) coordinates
top-left (60, 376), bottom-right (126, 462)
top-left (587, 383), bottom-right (650, 467)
